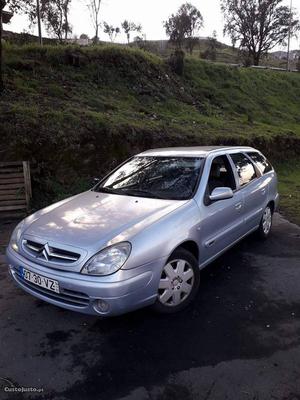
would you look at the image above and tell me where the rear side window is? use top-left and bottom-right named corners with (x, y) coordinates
top-left (230, 153), bottom-right (257, 187)
top-left (247, 152), bottom-right (272, 174)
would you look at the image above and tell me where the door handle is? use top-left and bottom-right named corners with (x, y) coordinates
top-left (235, 202), bottom-right (242, 210)
top-left (205, 239), bottom-right (215, 248)
top-left (261, 188), bottom-right (266, 195)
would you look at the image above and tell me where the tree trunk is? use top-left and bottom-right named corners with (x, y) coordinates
top-left (95, 24), bottom-right (99, 43)
top-left (253, 52), bottom-right (261, 66)
top-left (64, 4), bottom-right (69, 40)
top-left (0, 4), bottom-right (4, 94)
top-left (36, 0), bottom-right (43, 45)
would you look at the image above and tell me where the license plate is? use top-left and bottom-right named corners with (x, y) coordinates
top-left (21, 267), bottom-right (60, 294)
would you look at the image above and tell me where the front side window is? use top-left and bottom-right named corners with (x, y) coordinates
top-left (207, 155), bottom-right (236, 195)
top-left (96, 156), bottom-right (203, 200)
top-left (247, 152), bottom-right (272, 174)
top-left (230, 153), bottom-right (257, 187)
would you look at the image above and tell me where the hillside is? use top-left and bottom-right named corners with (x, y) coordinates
top-left (1, 44), bottom-right (300, 218)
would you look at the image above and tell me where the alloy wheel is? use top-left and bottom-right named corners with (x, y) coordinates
top-left (158, 259), bottom-right (195, 307)
top-left (262, 206), bottom-right (272, 235)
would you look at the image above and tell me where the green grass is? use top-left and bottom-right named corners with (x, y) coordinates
top-left (1, 43), bottom-right (300, 222)
top-left (2, 44), bottom-right (300, 142)
top-left (276, 161), bottom-right (300, 226)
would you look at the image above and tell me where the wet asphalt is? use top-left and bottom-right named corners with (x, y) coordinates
top-left (0, 213), bottom-right (300, 400)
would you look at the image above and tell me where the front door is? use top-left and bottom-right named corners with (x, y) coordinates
top-left (198, 154), bottom-right (245, 266)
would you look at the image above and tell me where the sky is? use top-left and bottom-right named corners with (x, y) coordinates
top-left (7, 0), bottom-right (300, 51)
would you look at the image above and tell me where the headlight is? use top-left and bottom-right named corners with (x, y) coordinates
top-left (10, 220), bottom-right (26, 253)
top-left (81, 242), bottom-right (131, 276)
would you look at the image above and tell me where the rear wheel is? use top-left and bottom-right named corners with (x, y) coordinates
top-left (257, 204), bottom-right (273, 239)
top-left (153, 248), bottom-right (200, 314)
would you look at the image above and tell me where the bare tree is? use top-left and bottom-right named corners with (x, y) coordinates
top-left (24, 0), bottom-right (43, 44)
top-left (61, 0), bottom-right (70, 39)
top-left (121, 20), bottom-right (142, 44)
top-left (39, 0), bottom-right (72, 42)
top-left (103, 22), bottom-right (120, 43)
top-left (87, 0), bottom-right (101, 43)
top-left (164, 2), bottom-right (203, 53)
top-left (221, 0), bottom-right (300, 66)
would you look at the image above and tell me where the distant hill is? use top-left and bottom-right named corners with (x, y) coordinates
top-left (3, 29), bottom-right (299, 69)
top-left (2, 30), bottom-right (56, 45)
top-left (270, 50), bottom-right (300, 61)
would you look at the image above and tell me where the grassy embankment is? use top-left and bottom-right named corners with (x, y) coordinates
top-left (275, 161), bottom-right (300, 226)
top-left (0, 44), bottom-right (299, 222)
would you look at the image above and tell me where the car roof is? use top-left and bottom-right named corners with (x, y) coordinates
top-left (138, 146), bottom-right (257, 158)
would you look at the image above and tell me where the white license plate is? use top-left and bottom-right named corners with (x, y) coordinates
top-left (21, 267), bottom-right (60, 294)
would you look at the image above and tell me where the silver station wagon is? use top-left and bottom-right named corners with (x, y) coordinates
top-left (6, 146), bottom-right (279, 316)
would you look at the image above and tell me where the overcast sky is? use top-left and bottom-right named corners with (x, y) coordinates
top-left (8, 0), bottom-right (300, 50)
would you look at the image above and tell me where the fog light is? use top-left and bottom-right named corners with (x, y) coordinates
top-left (94, 299), bottom-right (110, 314)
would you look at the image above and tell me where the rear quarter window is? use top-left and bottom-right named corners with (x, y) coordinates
top-left (247, 152), bottom-right (273, 174)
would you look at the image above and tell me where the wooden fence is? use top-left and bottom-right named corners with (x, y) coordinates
top-left (0, 161), bottom-right (32, 219)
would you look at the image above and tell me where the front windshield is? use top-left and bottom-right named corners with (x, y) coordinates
top-left (95, 156), bottom-right (203, 200)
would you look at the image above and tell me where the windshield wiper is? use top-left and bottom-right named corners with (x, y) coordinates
top-left (95, 187), bottom-right (121, 195)
top-left (120, 188), bottom-right (165, 199)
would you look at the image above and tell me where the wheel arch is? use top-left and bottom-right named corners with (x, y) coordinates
top-left (268, 200), bottom-right (275, 214)
top-left (169, 240), bottom-right (199, 263)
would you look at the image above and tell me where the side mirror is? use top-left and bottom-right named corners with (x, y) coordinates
top-left (209, 187), bottom-right (233, 202)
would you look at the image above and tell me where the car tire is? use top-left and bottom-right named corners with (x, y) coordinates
top-left (257, 204), bottom-right (273, 239)
top-left (153, 248), bottom-right (200, 314)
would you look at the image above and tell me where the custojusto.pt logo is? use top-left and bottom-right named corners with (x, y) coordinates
top-left (0, 377), bottom-right (44, 394)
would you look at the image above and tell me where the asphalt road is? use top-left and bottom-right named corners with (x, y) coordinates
top-left (1, 213), bottom-right (300, 400)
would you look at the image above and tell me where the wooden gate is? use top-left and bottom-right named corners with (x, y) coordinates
top-left (0, 161), bottom-right (32, 219)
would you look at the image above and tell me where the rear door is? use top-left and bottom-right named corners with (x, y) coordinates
top-left (229, 152), bottom-right (268, 232)
top-left (197, 154), bottom-right (245, 266)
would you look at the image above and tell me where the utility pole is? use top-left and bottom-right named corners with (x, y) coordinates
top-left (36, 0), bottom-right (43, 45)
top-left (287, 0), bottom-right (293, 71)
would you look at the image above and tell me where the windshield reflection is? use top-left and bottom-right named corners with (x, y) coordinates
top-left (95, 156), bottom-right (203, 200)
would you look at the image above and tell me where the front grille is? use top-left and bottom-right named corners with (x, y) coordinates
top-left (22, 239), bottom-right (80, 264)
top-left (13, 267), bottom-right (90, 308)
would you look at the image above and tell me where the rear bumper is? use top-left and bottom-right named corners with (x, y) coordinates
top-left (6, 247), bottom-right (165, 316)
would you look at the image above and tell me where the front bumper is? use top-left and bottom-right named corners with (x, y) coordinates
top-left (6, 247), bottom-right (165, 316)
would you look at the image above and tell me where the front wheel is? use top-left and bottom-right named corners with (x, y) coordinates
top-left (257, 205), bottom-right (273, 239)
top-left (153, 248), bottom-right (200, 314)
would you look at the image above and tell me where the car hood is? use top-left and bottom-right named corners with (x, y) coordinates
top-left (23, 191), bottom-right (187, 250)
